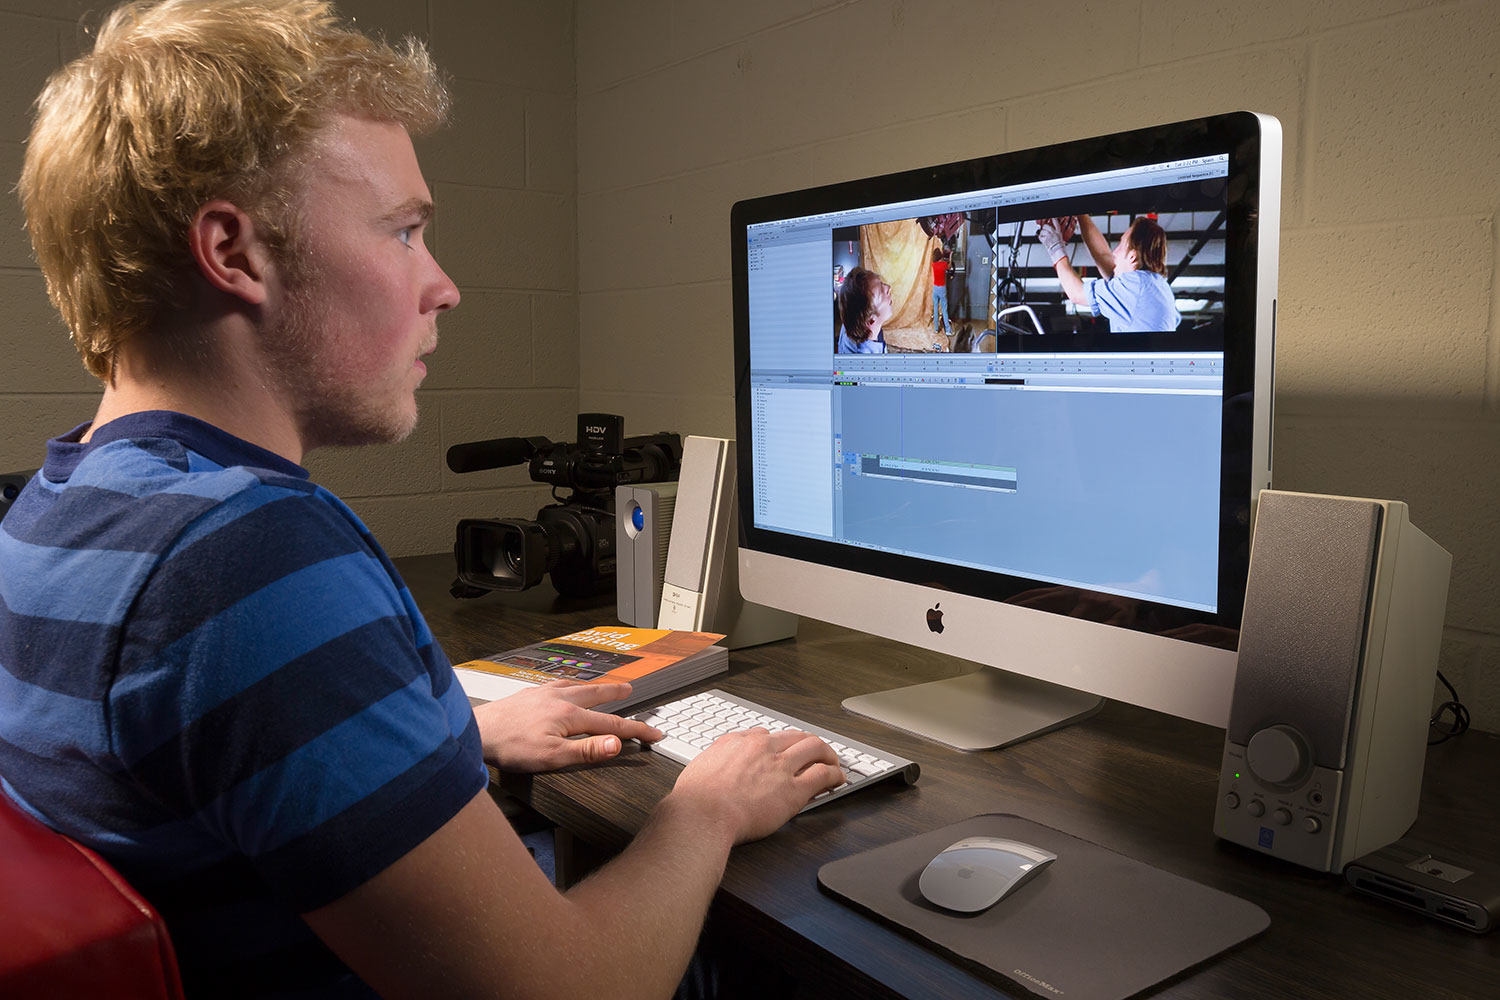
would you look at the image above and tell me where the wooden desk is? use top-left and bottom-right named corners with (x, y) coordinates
top-left (400, 553), bottom-right (1500, 999)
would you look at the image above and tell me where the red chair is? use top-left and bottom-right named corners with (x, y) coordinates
top-left (0, 790), bottom-right (184, 999)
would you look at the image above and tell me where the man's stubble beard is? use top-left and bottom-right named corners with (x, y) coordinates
top-left (260, 273), bottom-right (426, 452)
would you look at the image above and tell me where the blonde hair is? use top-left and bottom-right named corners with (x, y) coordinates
top-left (19, 0), bottom-right (450, 381)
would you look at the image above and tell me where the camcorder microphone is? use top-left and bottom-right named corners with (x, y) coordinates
top-left (445, 436), bottom-right (551, 474)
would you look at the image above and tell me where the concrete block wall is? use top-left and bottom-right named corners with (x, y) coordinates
top-left (0, 0), bottom-right (576, 558)
top-left (575, 0), bottom-right (1500, 732)
top-left (4, 1), bottom-right (1497, 733)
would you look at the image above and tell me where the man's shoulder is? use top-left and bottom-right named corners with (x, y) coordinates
top-left (1091, 270), bottom-right (1150, 301)
top-left (32, 433), bottom-right (331, 560)
top-left (79, 429), bottom-right (312, 498)
top-left (1105, 269), bottom-right (1147, 288)
top-left (1118, 270), bottom-right (1167, 293)
top-left (3, 422), bottom-right (374, 636)
top-left (44, 411), bottom-right (312, 504)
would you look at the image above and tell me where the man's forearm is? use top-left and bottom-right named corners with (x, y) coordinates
top-left (555, 729), bottom-right (837, 998)
top-left (305, 731), bottom-right (839, 1000)
top-left (561, 793), bottom-right (738, 998)
top-left (1080, 216), bottom-right (1114, 277)
top-left (303, 790), bottom-right (736, 1000)
top-left (1054, 259), bottom-right (1090, 307)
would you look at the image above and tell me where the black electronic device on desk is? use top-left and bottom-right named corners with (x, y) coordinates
top-left (1345, 840), bottom-right (1500, 934)
top-left (446, 413), bottom-right (681, 598)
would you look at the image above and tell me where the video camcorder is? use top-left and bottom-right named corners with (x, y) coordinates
top-left (448, 413), bottom-right (681, 597)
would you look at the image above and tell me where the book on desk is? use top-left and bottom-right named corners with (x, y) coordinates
top-left (453, 625), bottom-right (727, 713)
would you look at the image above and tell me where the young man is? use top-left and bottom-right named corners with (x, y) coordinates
top-left (835, 266), bottom-right (893, 354)
top-left (0, 3), bottom-right (843, 998)
top-left (1037, 214), bottom-right (1181, 333)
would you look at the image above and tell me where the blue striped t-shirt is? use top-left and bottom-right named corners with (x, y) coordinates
top-left (0, 411), bottom-right (487, 998)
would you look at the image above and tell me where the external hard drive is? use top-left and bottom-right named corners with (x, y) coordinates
top-left (1344, 840), bottom-right (1500, 933)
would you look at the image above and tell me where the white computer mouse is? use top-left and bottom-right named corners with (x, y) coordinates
top-left (917, 836), bottom-right (1057, 913)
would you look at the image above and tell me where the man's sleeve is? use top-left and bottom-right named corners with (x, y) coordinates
top-left (108, 484), bottom-right (486, 912)
top-left (1086, 275), bottom-right (1129, 324)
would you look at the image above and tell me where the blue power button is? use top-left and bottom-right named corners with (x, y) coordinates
top-left (631, 506), bottom-right (645, 531)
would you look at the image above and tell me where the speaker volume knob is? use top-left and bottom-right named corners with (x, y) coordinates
top-left (1246, 725), bottom-right (1310, 786)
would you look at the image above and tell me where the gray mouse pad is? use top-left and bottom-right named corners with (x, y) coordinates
top-left (818, 814), bottom-right (1268, 1000)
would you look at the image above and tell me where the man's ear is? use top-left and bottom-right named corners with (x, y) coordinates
top-left (188, 201), bottom-right (272, 306)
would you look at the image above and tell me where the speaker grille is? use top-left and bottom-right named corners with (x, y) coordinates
top-left (652, 494), bottom-right (676, 597)
top-left (1228, 492), bottom-right (1381, 771)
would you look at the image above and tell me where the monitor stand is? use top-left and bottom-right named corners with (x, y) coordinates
top-left (842, 669), bottom-right (1104, 752)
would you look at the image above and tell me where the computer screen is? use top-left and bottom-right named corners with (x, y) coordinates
top-left (732, 112), bottom-right (1280, 749)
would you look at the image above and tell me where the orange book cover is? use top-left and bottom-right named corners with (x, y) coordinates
top-left (454, 626), bottom-right (725, 703)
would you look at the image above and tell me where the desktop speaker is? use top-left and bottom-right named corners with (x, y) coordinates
top-left (1, 470), bottom-right (36, 526)
top-left (656, 436), bottom-right (797, 649)
top-left (615, 482), bottom-right (678, 628)
top-left (1213, 490), bottom-right (1451, 873)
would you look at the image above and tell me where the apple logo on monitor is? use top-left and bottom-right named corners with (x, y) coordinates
top-left (926, 603), bottom-right (944, 634)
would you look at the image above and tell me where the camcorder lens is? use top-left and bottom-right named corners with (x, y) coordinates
top-left (502, 532), bottom-right (526, 575)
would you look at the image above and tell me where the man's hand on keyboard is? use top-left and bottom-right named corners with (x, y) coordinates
top-left (473, 680), bottom-right (665, 773)
top-left (669, 728), bottom-right (844, 843)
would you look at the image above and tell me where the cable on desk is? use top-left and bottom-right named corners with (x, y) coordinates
top-left (1428, 670), bottom-right (1471, 745)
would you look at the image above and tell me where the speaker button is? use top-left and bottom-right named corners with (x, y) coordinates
top-left (1224, 792), bottom-right (1240, 809)
top-left (1247, 800), bottom-right (1265, 817)
top-left (1247, 725), bottom-right (1310, 786)
top-left (1273, 808), bottom-right (1292, 826)
top-left (1302, 816), bottom-right (1322, 834)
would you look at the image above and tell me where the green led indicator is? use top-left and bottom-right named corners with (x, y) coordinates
top-left (1234, 772), bottom-right (1241, 779)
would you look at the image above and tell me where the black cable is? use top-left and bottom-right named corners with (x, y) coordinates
top-left (1428, 670), bottom-right (1471, 745)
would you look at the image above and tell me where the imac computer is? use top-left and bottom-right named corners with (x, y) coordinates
top-left (731, 112), bottom-right (1281, 750)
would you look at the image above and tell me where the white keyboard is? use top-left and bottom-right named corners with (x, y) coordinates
top-left (631, 689), bottom-right (919, 811)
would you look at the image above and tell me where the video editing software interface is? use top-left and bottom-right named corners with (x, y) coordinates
top-left (746, 154), bottom-right (1232, 614)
